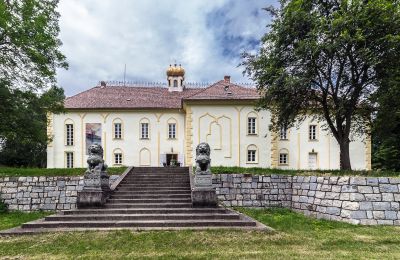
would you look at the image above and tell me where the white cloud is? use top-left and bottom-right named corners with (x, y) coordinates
top-left (57, 0), bottom-right (276, 96)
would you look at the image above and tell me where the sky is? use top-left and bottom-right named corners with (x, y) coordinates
top-left (56, 0), bottom-right (277, 96)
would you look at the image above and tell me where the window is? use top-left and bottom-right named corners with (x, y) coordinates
top-left (66, 124), bottom-right (74, 146)
top-left (280, 126), bottom-right (288, 140)
top-left (141, 123), bottom-right (149, 139)
top-left (173, 80), bottom-right (178, 87)
top-left (114, 123), bottom-right (122, 139)
top-left (247, 149), bottom-right (256, 162)
top-left (279, 153), bottom-right (288, 165)
top-left (114, 153), bottom-right (122, 165)
top-left (168, 123), bottom-right (176, 139)
top-left (309, 125), bottom-right (317, 140)
top-left (248, 117), bottom-right (256, 135)
top-left (66, 152), bottom-right (74, 168)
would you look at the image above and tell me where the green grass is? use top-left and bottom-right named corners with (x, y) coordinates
top-left (0, 167), bottom-right (127, 177)
top-left (210, 166), bottom-right (400, 177)
top-left (1, 208), bottom-right (400, 259)
top-left (0, 211), bottom-right (52, 231)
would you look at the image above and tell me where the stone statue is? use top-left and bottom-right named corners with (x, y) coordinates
top-left (192, 142), bottom-right (217, 207)
top-left (195, 142), bottom-right (211, 174)
top-left (78, 144), bottom-right (110, 208)
top-left (86, 144), bottom-right (107, 173)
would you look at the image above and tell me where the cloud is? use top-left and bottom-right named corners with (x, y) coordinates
top-left (57, 0), bottom-right (276, 96)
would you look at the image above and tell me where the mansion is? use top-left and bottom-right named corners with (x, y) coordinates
top-left (46, 64), bottom-right (371, 170)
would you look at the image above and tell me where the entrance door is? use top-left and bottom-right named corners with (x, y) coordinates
top-left (166, 154), bottom-right (178, 166)
top-left (308, 153), bottom-right (318, 170)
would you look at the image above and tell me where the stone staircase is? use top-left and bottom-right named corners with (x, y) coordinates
top-left (1, 167), bottom-right (267, 234)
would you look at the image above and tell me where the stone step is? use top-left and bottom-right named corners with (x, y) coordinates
top-left (104, 203), bottom-right (193, 208)
top-left (62, 208), bottom-right (229, 215)
top-left (112, 190), bottom-right (191, 195)
top-left (110, 194), bottom-right (191, 199)
top-left (122, 179), bottom-right (190, 183)
top-left (45, 213), bottom-right (241, 221)
top-left (107, 198), bottom-right (192, 204)
top-left (116, 187), bottom-right (190, 191)
top-left (127, 175), bottom-right (189, 178)
top-left (22, 219), bottom-right (256, 229)
top-left (118, 184), bottom-right (190, 188)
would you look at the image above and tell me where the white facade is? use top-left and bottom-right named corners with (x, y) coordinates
top-left (47, 103), bottom-right (371, 170)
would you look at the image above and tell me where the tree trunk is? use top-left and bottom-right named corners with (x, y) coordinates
top-left (339, 139), bottom-right (352, 170)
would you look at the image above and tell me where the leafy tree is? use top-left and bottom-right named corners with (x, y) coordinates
top-left (0, 83), bottom-right (65, 167)
top-left (372, 66), bottom-right (400, 171)
top-left (0, 0), bottom-right (67, 167)
top-left (0, 0), bottom-right (67, 90)
top-left (243, 0), bottom-right (400, 170)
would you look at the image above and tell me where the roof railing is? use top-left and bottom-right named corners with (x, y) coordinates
top-left (98, 81), bottom-right (255, 88)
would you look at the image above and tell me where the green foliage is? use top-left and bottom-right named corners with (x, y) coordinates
top-left (0, 0), bottom-right (68, 90)
top-left (0, 0), bottom-right (67, 167)
top-left (0, 196), bottom-right (7, 213)
top-left (0, 167), bottom-right (127, 177)
top-left (0, 83), bottom-right (65, 167)
top-left (210, 166), bottom-right (399, 177)
top-left (243, 0), bottom-right (400, 170)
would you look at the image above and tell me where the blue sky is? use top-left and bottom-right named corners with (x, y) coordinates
top-left (57, 0), bottom-right (277, 96)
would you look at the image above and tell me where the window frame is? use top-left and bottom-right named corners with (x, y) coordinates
top-left (247, 149), bottom-right (257, 163)
top-left (114, 153), bottom-right (123, 165)
top-left (280, 126), bottom-right (288, 140)
top-left (140, 122), bottom-right (149, 139)
top-left (168, 123), bottom-right (176, 139)
top-left (247, 117), bottom-right (257, 135)
top-left (114, 122), bottom-right (122, 139)
top-left (65, 123), bottom-right (74, 146)
top-left (279, 153), bottom-right (288, 165)
top-left (66, 152), bottom-right (74, 168)
top-left (309, 124), bottom-right (318, 141)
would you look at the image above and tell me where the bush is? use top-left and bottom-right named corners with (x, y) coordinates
top-left (0, 194), bottom-right (7, 213)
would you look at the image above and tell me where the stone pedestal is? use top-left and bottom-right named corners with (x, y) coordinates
top-left (192, 172), bottom-right (217, 207)
top-left (77, 169), bottom-right (110, 208)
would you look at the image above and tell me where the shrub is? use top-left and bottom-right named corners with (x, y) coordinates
top-left (0, 194), bottom-right (7, 213)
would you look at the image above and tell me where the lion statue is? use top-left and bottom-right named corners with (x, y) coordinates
top-left (87, 144), bottom-right (107, 172)
top-left (195, 142), bottom-right (211, 173)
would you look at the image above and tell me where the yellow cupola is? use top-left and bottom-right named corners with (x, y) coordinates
top-left (166, 63), bottom-right (185, 92)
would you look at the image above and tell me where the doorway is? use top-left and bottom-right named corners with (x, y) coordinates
top-left (166, 153), bottom-right (178, 166)
top-left (308, 153), bottom-right (318, 169)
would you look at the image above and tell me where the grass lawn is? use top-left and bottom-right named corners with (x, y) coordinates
top-left (0, 167), bottom-right (127, 177)
top-left (0, 211), bottom-right (52, 231)
top-left (1, 208), bottom-right (400, 259)
top-left (211, 166), bottom-right (400, 177)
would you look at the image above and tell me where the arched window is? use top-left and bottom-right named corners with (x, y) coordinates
top-left (112, 118), bottom-right (123, 139)
top-left (246, 144), bottom-right (258, 163)
top-left (247, 112), bottom-right (258, 135)
top-left (113, 148), bottom-right (123, 165)
top-left (173, 80), bottom-right (178, 88)
top-left (64, 118), bottom-right (75, 146)
top-left (279, 148), bottom-right (289, 165)
top-left (139, 118), bottom-right (150, 139)
top-left (167, 117), bottom-right (178, 139)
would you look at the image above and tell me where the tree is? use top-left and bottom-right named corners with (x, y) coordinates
top-left (0, 0), bottom-right (67, 167)
top-left (0, 0), bottom-right (67, 90)
top-left (0, 83), bottom-right (65, 167)
top-left (372, 66), bottom-right (400, 171)
top-left (242, 0), bottom-right (400, 170)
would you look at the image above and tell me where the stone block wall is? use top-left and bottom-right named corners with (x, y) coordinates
top-left (0, 175), bottom-right (119, 211)
top-left (212, 174), bottom-right (292, 208)
top-left (292, 176), bottom-right (400, 225)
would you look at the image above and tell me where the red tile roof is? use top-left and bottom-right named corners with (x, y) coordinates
top-left (64, 81), bottom-right (259, 109)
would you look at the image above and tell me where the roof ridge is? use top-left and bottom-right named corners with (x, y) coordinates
top-left (183, 80), bottom-right (224, 99)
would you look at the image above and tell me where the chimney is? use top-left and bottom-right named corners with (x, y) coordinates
top-left (100, 81), bottom-right (107, 88)
top-left (224, 75), bottom-right (231, 83)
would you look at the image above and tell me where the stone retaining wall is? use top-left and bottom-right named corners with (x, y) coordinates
top-left (212, 174), bottom-right (292, 208)
top-left (0, 175), bottom-right (119, 211)
top-left (213, 174), bottom-right (400, 225)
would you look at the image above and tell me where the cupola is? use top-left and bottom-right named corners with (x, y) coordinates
top-left (166, 64), bottom-right (185, 92)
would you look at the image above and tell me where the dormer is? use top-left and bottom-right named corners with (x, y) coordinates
top-left (166, 64), bottom-right (185, 92)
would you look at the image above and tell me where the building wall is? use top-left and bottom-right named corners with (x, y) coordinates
top-left (47, 110), bottom-right (186, 168)
top-left (47, 107), bottom-right (369, 170)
